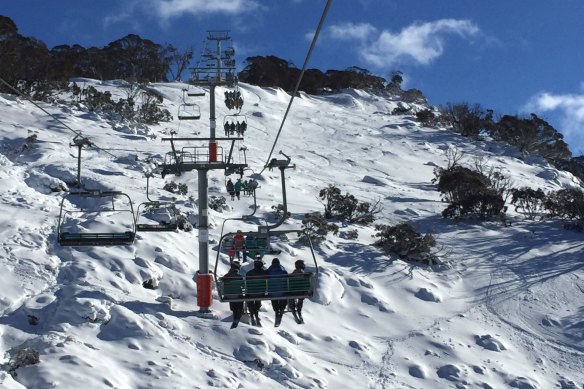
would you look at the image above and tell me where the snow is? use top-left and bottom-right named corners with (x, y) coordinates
top-left (0, 80), bottom-right (583, 388)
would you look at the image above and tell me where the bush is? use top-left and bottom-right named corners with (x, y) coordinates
top-left (272, 204), bottom-right (291, 220)
top-left (208, 195), bottom-right (227, 212)
top-left (435, 166), bottom-right (488, 203)
top-left (435, 165), bottom-right (505, 221)
top-left (318, 185), bottom-right (381, 225)
top-left (442, 189), bottom-right (505, 220)
top-left (441, 102), bottom-right (493, 139)
top-left (544, 188), bottom-right (584, 220)
top-left (391, 105), bottom-right (411, 115)
top-left (373, 222), bottom-right (436, 263)
top-left (416, 109), bottom-right (438, 126)
top-left (510, 187), bottom-right (546, 219)
top-left (340, 229), bottom-right (359, 240)
top-left (300, 212), bottom-right (338, 242)
top-left (176, 213), bottom-right (193, 232)
top-left (7, 347), bottom-right (40, 377)
top-left (163, 181), bottom-right (188, 195)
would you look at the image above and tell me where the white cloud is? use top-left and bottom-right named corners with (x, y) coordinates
top-left (328, 19), bottom-right (480, 68)
top-left (151, 0), bottom-right (260, 19)
top-left (524, 91), bottom-right (584, 152)
top-left (328, 22), bottom-right (377, 42)
top-left (106, 0), bottom-right (260, 26)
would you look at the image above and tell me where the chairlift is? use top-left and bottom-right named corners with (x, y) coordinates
top-left (183, 87), bottom-right (205, 97)
top-left (214, 229), bottom-right (319, 303)
top-left (135, 172), bottom-right (179, 232)
top-left (135, 201), bottom-right (178, 232)
top-left (178, 103), bottom-right (201, 120)
top-left (57, 190), bottom-right (136, 246)
top-left (224, 88), bottom-right (243, 111)
top-left (223, 114), bottom-right (247, 137)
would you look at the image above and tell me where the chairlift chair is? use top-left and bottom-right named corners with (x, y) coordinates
top-left (214, 229), bottom-right (319, 303)
top-left (135, 201), bottom-right (178, 232)
top-left (178, 103), bottom-right (201, 120)
top-left (57, 190), bottom-right (136, 246)
top-left (135, 172), bottom-right (179, 232)
top-left (223, 114), bottom-right (247, 137)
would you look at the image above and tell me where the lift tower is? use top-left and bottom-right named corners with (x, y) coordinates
top-left (161, 30), bottom-right (245, 313)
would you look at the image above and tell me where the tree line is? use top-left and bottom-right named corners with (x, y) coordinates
top-left (0, 15), bottom-right (192, 92)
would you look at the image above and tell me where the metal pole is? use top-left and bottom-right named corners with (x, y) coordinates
top-left (196, 168), bottom-right (212, 312)
top-left (209, 84), bottom-right (217, 162)
top-left (77, 145), bottom-right (82, 187)
top-left (198, 168), bottom-right (209, 273)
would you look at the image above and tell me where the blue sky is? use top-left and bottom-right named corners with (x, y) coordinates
top-left (3, 0), bottom-right (584, 155)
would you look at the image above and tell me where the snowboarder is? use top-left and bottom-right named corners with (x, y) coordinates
top-left (245, 259), bottom-right (268, 326)
top-left (267, 258), bottom-right (288, 327)
top-left (221, 261), bottom-right (244, 328)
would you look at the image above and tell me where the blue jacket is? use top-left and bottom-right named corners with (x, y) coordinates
top-left (267, 264), bottom-right (288, 296)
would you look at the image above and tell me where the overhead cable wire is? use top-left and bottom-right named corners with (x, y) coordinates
top-left (260, 0), bottom-right (332, 172)
top-left (0, 77), bottom-right (116, 158)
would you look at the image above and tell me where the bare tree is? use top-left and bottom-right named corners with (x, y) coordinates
top-left (168, 47), bottom-right (193, 81)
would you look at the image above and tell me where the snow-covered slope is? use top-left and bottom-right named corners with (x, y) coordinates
top-left (0, 80), bottom-right (582, 389)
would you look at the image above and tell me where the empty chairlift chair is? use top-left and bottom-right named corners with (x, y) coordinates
top-left (57, 190), bottom-right (136, 246)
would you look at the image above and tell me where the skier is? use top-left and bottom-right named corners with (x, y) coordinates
top-left (267, 258), bottom-right (288, 327)
top-left (226, 179), bottom-right (235, 200)
top-left (245, 259), bottom-right (268, 326)
top-left (233, 230), bottom-right (246, 262)
top-left (221, 261), bottom-right (244, 329)
top-left (248, 179), bottom-right (258, 196)
top-left (234, 178), bottom-right (243, 200)
top-left (288, 260), bottom-right (307, 324)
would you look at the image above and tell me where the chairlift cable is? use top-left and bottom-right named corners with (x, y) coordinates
top-left (0, 76), bottom-right (116, 158)
top-left (260, 0), bottom-right (332, 173)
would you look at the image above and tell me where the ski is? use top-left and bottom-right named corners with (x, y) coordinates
top-left (297, 312), bottom-right (304, 324)
top-left (291, 310), bottom-right (303, 324)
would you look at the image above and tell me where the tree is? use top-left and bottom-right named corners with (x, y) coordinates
top-left (441, 103), bottom-right (493, 138)
top-left (491, 114), bottom-right (571, 161)
top-left (168, 47), bottom-right (193, 81)
top-left (386, 70), bottom-right (403, 94)
top-left (100, 34), bottom-right (173, 82)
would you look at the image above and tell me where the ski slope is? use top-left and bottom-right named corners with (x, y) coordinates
top-left (0, 80), bottom-right (582, 389)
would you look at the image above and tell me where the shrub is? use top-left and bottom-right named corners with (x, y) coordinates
top-left (416, 109), bottom-right (438, 126)
top-left (544, 188), bottom-right (584, 220)
top-left (435, 165), bottom-right (506, 221)
top-left (176, 213), bottom-right (193, 231)
top-left (208, 196), bottom-right (227, 212)
top-left (340, 229), bottom-right (359, 240)
top-left (373, 222), bottom-right (436, 263)
top-left (510, 187), bottom-right (546, 219)
top-left (442, 189), bottom-right (505, 220)
top-left (441, 102), bottom-right (493, 139)
top-left (300, 212), bottom-right (338, 241)
top-left (318, 185), bottom-right (381, 225)
top-left (7, 347), bottom-right (40, 377)
top-left (163, 181), bottom-right (188, 195)
top-left (272, 204), bottom-right (291, 220)
top-left (391, 105), bottom-right (411, 115)
top-left (435, 166), bottom-right (488, 203)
